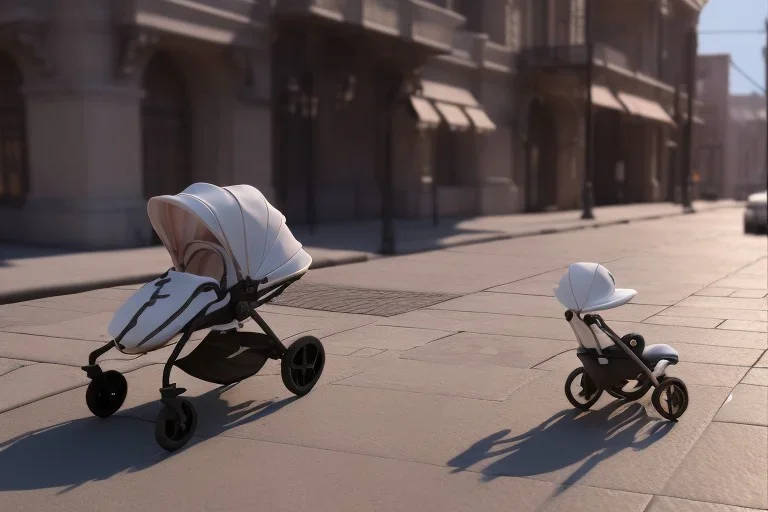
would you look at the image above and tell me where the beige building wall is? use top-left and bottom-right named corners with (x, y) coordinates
top-left (0, 0), bottom-right (273, 248)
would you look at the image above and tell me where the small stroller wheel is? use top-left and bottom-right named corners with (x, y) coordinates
top-left (607, 374), bottom-right (652, 402)
top-left (281, 336), bottom-right (326, 396)
top-left (652, 377), bottom-right (689, 421)
top-left (564, 367), bottom-right (603, 411)
top-left (85, 370), bottom-right (128, 418)
top-left (155, 399), bottom-right (198, 452)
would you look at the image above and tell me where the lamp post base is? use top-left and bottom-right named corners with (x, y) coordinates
top-left (581, 182), bottom-right (595, 220)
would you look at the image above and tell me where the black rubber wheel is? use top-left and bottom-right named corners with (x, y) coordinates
top-left (281, 336), bottom-right (326, 396)
top-left (652, 377), bottom-right (689, 421)
top-left (564, 367), bottom-right (603, 411)
top-left (85, 370), bottom-right (128, 418)
top-left (607, 374), bottom-right (652, 401)
top-left (154, 399), bottom-right (198, 452)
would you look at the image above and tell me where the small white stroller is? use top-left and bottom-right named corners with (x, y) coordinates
top-left (554, 262), bottom-right (689, 421)
top-left (82, 183), bottom-right (325, 451)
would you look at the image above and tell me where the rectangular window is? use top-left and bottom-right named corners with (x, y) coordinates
top-left (570, 0), bottom-right (584, 44)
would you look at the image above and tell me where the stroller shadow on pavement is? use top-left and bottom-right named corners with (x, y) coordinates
top-left (0, 384), bottom-right (298, 493)
top-left (447, 401), bottom-right (674, 493)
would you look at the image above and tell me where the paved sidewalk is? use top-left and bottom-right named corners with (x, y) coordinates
top-left (0, 200), bottom-right (741, 304)
top-left (0, 207), bottom-right (765, 511)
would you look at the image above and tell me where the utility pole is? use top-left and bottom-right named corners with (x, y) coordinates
top-left (681, 25), bottom-right (697, 214)
top-left (764, 18), bottom-right (767, 193)
top-left (581, 0), bottom-right (595, 220)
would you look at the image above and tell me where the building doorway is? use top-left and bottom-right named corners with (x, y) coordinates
top-left (0, 52), bottom-right (29, 204)
top-left (141, 52), bottom-right (192, 244)
top-left (525, 98), bottom-right (557, 212)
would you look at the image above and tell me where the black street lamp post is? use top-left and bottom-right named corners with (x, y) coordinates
top-left (581, 0), bottom-right (595, 220)
top-left (681, 25), bottom-right (697, 214)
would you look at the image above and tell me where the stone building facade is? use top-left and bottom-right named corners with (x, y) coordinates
top-left (694, 55), bottom-right (766, 200)
top-left (0, 0), bottom-right (706, 248)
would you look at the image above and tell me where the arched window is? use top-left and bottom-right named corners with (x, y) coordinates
top-left (0, 52), bottom-right (29, 204)
top-left (141, 52), bottom-right (192, 201)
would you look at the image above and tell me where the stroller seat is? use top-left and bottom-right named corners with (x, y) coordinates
top-left (642, 344), bottom-right (679, 365)
top-left (108, 270), bottom-right (229, 354)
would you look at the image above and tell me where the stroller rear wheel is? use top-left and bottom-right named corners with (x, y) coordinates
top-left (85, 370), bottom-right (128, 418)
top-left (565, 367), bottom-right (603, 411)
top-left (155, 398), bottom-right (198, 452)
top-left (652, 377), bottom-right (689, 421)
top-left (281, 336), bottom-right (326, 396)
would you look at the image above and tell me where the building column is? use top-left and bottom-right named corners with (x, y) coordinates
top-left (21, 3), bottom-right (146, 248)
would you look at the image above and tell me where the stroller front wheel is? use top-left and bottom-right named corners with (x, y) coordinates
top-left (652, 377), bottom-right (689, 421)
top-left (155, 398), bottom-right (198, 452)
top-left (85, 370), bottom-right (128, 418)
top-left (281, 336), bottom-right (326, 396)
top-left (565, 367), bottom-right (603, 411)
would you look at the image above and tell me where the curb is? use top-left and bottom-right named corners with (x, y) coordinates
top-left (0, 203), bottom-right (739, 305)
top-left (0, 253), bottom-right (370, 306)
top-left (391, 203), bottom-right (741, 256)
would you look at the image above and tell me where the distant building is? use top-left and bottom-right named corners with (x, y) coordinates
top-left (694, 54), bottom-right (766, 200)
top-left (727, 94), bottom-right (767, 199)
top-left (693, 54), bottom-right (730, 199)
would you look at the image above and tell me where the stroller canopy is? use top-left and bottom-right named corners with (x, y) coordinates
top-left (554, 262), bottom-right (636, 313)
top-left (147, 183), bottom-right (311, 289)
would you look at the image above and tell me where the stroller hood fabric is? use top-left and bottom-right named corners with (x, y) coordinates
top-left (147, 183), bottom-right (312, 289)
top-left (554, 262), bottom-right (637, 313)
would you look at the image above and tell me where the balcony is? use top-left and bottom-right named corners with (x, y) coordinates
top-left (115, 0), bottom-right (271, 47)
top-left (518, 42), bottom-right (636, 70)
top-left (274, 0), bottom-right (462, 52)
top-left (450, 31), bottom-right (514, 72)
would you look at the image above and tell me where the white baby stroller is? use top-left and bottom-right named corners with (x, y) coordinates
top-left (554, 262), bottom-right (689, 421)
top-left (81, 183), bottom-right (325, 451)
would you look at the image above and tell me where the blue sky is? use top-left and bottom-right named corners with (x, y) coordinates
top-left (699, 0), bottom-right (767, 94)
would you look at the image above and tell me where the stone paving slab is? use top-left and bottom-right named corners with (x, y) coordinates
top-left (646, 496), bottom-right (765, 512)
top-left (643, 315), bottom-right (724, 329)
top-left (0, 357), bottom-right (31, 377)
top-left (333, 359), bottom-right (547, 401)
top-left (715, 384), bottom-right (768, 426)
top-left (717, 319), bottom-right (768, 332)
top-left (0, 391), bottom-right (654, 512)
top-left (321, 324), bottom-right (455, 352)
top-left (678, 295), bottom-right (768, 311)
top-left (0, 206), bottom-right (764, 511)
top-left (656, 305), bottom-right (768, 322)
top-left (400, 332), bottom-right (573, 370)
top-left (662, 422), bottom-right (768, 510)
top-left (430, 292), bottom-right (664, 322)
top-left (0, 363), bottom-right (88, 414)
top-left (606, 321), bottom-right (768, 350)
top-left (742, 368), bottom-right (768, 386)
top-left (731, 289), bottom-right (768, 299)
top-left (0, 303), bottom-right (95, 326)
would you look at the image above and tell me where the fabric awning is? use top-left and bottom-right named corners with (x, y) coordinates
top-left (408, 96), bottom-right (441, 129)
top-left (617, 92), bottom-right (675, 124)
top-left (464, 107), bottom-right (497, 133)
top-left (434, 102), bottom-right (472, 131)
top-left (591, 85), bottom-right (625, 112)
top-left (420, 80), bottom-right (478, 107)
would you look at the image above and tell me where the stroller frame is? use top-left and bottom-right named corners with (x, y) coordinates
top-left (563, 309), bottom-right (688, 421)
top-left (82, 271), bottom-right (324, 450)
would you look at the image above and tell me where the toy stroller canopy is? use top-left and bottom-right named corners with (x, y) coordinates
top-left (554, 262), bottom-right (637, 313)
top-left (147, 183), bottom-right (311, 288)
